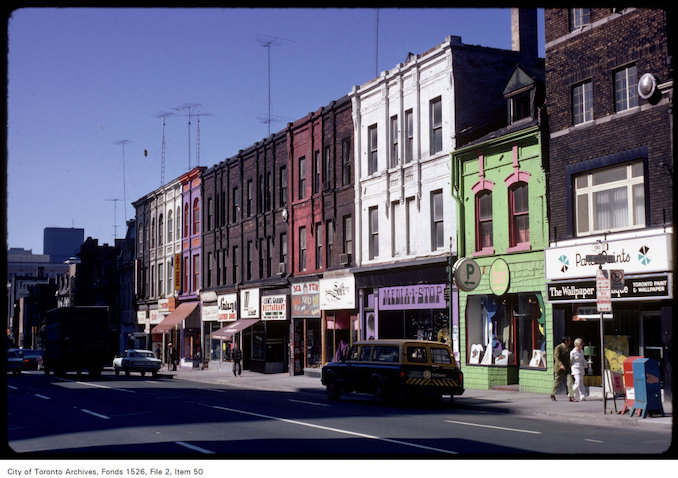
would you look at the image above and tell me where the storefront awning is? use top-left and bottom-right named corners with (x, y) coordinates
top-left (210, 319), bottom-right (260, 340)
top-left (152, 302), bottom-right (199, 333)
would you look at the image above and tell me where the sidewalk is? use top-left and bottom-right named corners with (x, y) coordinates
top-left (161, 365), bottom-right (673, 431)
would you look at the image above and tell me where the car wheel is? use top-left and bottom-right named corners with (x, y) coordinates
top-left (326, 381), bottom-right (342, 401)
top-left (124, 369), bottom-right (130, 377)
top-left (152, 370), bottom-right (158, 377)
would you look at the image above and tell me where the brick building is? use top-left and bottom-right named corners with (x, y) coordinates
top-left (543, 8), bottom-right (673, 399)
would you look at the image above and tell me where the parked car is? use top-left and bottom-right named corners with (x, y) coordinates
top-left (7, 349), bottom-right (23, 375)
top-left (321, 339), bottom-right (464, 403)
top-left (20, 349), bottom-right (43, 370)
top-left (113, 349), bottom-right (162, 377)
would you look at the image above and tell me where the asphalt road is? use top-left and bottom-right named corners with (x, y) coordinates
top-left (6, 370), bottom-right (672, 457)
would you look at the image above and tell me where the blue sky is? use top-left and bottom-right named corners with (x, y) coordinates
top-left (7, 8), bottom-right (545, 254)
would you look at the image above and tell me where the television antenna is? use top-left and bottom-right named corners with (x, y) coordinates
top-left (106, 198), bottom-right (122, 241)
top-left (257, 34), bottom-right (294, 136)
top-left (192, 111), bottom-right (213, 166)
top-left (173, 103), bottom-right (201, 170)
top-left (113, 139), bottom-right (132, 221)
top-left (153, 111), bottom-right (175, 186)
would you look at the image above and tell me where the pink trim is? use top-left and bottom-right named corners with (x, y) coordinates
top-left (506, 243), bottom-right (531, 253)
top-left (472, 178), bottom-right (494, 194)
top-left (473, 247), bottom-right (495, 257)
top-left (505, 169), bottom-right (531, 187)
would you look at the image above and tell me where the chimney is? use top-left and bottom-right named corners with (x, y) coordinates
top-left (511, 8), bottom-right (538, 61)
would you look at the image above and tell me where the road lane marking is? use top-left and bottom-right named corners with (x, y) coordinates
top-left (287, 399), bottom-right (330, 407)
top-left (81, 409), bottom-right (110, 420)
top-left (35, 394), bottom-right (51, 400)
top-left (8, 385), bottom-right (18, 390)
top-left (211, 405), bottom-right (458, 455)
top-left (445, 420), bottom-right (541, 435)
top-left (585, 438), bottom-right (604, 443)
top-left (206, 389), bottom-right (226, 393)
top-left (175, 441), bottom-right (215, 454)
top-left (75, 381), bottom-right (136, 393)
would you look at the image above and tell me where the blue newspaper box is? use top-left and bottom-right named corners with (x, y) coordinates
top-left (630, 358), bottom-right (664, 418)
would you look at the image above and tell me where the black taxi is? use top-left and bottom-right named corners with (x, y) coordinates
top-left (321, 339), bottom-right (464, 402)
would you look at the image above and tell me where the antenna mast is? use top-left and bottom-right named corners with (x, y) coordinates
top-left (257, 34), bottom-right (294, 136)
top-left (153, 111), bottom-right (174, 186)
top-left (193, 111), bottom-right (213, 166)
top-left (174, 103), bottom-right (201, 170)
top-left (375, 9), bottom-right (380, 77)
top-left (113, 139), bottom-right (132, 221)
top-left (106, 198), bottom-right (122, 241)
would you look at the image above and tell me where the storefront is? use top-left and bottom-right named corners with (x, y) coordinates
top-left (290, 279), bottom-right (321, 375)
top-left (319, 272), bottom-right (358, 364)
top-left (206, 292), bottom-right (238, 366)
top-left (151, 301), bottom-right (200, 368)
top-left (545, 227), bottom-right (673, 398)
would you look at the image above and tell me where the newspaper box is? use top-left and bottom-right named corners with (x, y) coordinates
top-left (620, 356), bottom-right (643, 415)
top-left (630, 358), bottom-right (664, 418)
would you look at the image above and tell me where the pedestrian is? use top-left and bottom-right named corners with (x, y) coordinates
top-left (155, 345), bottom-right (161, 360)
top-left (551, 335), bottom-right (574, 401)
top-left (231, 343), bottom-right (242, 377)
top-left (168, 343), bottom-right (177, 371)
top-left (570, 337), bottom-right (588, 401)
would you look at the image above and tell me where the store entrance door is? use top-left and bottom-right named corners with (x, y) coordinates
top-left (641, 311), bottom-right (663, 385)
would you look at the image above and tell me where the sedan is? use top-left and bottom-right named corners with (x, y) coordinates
top-left (113, 349), bottom-right (162, 377)
top-left (7, 349), bottom-right (23, 375)
top-left (20, 349), bottom-right (43, 370)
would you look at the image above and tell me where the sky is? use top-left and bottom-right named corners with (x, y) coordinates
top-left (7, 7), bottom-right (545, 255)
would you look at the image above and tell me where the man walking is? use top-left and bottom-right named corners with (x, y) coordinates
top-left (231, 343), bottom-right (242, 377)
top-left (551, 335), bottom-right (574, 401)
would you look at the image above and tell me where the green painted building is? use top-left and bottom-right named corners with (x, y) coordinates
top-left (451, 64), bottom-right (554, 393)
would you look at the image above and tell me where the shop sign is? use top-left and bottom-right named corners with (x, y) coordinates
top-left (240, 288), bottom-right (260, 319)
top-left (262, 294), bottom-right (287, 320)
top-left (547, 274), bottom-right (672, 303)
top-left (489, 258), bottom-right (510, 296)
top-left (291, 281), bottom-right (320, 318)
top-left (217, 293), bottom-right (238, 321)
top-left (174, 253), bottom-right (182, 291)
top-left (545, 232), bottom-right (672, 280)
top-left (453, 258), bottom-right (481, 292)
top-left (136, 310), bottom-right (147, 325)
top-left (149, 309), bottom-right (160, 324)
top-left (202, 304), bottom-right (219, 322)
top-left (158, 298), bottom-right (170, 313)
top-left (379, 284), bottom-right (446, 310)
top-left (319, 275), bottom-right (355, 310)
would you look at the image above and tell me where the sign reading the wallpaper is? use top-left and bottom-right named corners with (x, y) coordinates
top-left (291, 281), bottom-right (320, 318)
top-left (217, 293), bottom-right (238, 321)
top-left (379, 284), bottom-right (447, 310)
top-left (262, 294), bottom-right (287, 320)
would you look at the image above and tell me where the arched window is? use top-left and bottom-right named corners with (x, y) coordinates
top-left (193, 198), bottom-right (200, 235)
top-left (475, 191), bottom-right (493, 253)
top-left (184, 203), bottom-right (189, 238)
top-left (167, 210), bottom-right (173, 242)
top-left (176, 206), bottom-right (181, 240)
top-left (158, 214), bottom-right (164, 246)
top-left (151, 217), bottom-right (156, 248)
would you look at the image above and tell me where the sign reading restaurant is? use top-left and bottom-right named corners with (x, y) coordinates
top-left (261, 294), bottom-right (287, 320)
top-left (379, 284), bottom-right (447, 310)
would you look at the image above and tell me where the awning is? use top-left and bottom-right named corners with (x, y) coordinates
top-left (210, 319), bottom-right (260, 340)
top-left (152, 302), bottom-right (199, 333)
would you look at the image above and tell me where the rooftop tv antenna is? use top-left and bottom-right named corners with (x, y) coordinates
top-left (257, 34), bottom-right (294, 136)
top-left (153, 111), bottom-right (175, 185)
top-left (375, 9), bottom-right (379, 77)
top-left (106, 198), bottom-right (122, 241)
top-left (113, 139), bottom-right (132, 221)
top-left (174, 103), bottom-right (201, 170)
top-left (192, 111), bottom-right (213, 166)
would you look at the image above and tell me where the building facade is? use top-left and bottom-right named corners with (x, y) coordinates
top-left (544, 8), bottom-right (673, 399)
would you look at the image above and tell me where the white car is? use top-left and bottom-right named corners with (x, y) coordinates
top-left (113, 349), bottom-right (162, 377)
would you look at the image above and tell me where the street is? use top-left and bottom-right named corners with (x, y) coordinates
top-left (6, 370), bottom-right (672, 457)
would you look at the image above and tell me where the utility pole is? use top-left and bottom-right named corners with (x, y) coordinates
top-left (106, 198), bottom-right (122, 241)
top-left (153, 111), bottom-right (174, 186)
top-left (113, 139), bottom-right (132, 221)
top-left (257, 34), bottom-right (293, 137)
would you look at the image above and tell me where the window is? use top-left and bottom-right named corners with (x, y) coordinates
top-left (368, 124), bottom-right (378, 175)
top-left (390, 115), bottom-right (399, 168)
top-left (475, 191), bottom-right (493, 252)
top-left (368, 206), bottom-right (379, 259)
top-left (343, 215), bottom-right (353, 255)
top-left (405, 109), bottom-right (414, 163)
top-left (569, 8), bottom-right (590, 31)
top-left (280, 232), bottom-right (288, 268)
top-left (167, 210), bottom-right (173, 242)
top-left (232, 187), bottom-right (239, 223)
top-left (184, 203), bottom-right (189, 237)
top-left (183, 256), bottom-right (189, 293)
top-left (431, 190), bottom-right (444, 250)
top-left (430, 97), bottom-right (443, 154)
top-left (430, 347), bottom-right (452, 365)
top-left (406, 197), bottom-right (415, 254)
top-left (257, 174), bottom-right (263, 214)
top-left (314, 150), bottom-right (321, 194)
top-left (258, 238), bottom-right (264, 279)
top-left (145, 219), bottom-right (150, 248)
top-left (267, 237), bottom-right (273, 277)
top-left (193, 198), bottom-right (200, 235)
top-left (151, 217), bottom-right (155, 248)
top-left (509, 183), bottom-right (530, 248)
top-left (265, 172), bottom-right (272, 210)
top-left (247, 241), bottom-right (253, 281)
top-left (407, 346), bottom-right (427, 363)
top-left (391, 201), bottom-right (401, 256)
top-left (246, 179), bottom-right (253, 217)
top-left (510, 92), bottom-right (531, 123)
top-left (151, 265), bottom-right (155, 297)
top-left (158, 214), bottom-right (164, 246)
top-left (323, 146), bottom-right (331, 190)
top-left (572, 81), bottom-right (593, 125)
top-left (299, 226), bottom-right (307, 271)
top-left (167, 262), bottom-right (173, 293)
top-left (232, 246), bottom-right (239, 283)
top-left (315, 222), bottom-right (322, 269)
top-left (615, 65), bottom-right (638, 112)
top-left (341, 138), bottom-right (351, 186)
top-left (575, 161), bottom-right (645, 236)
top-left (138, 223), bottom-right (143, 251)
top-left (193, 254), bottom-right (200, 291)
top-left (176, 206), bottom-right (181, 240)
top-left (298, 157), bottom-right (306, 200)
top-left (280, 166), bottom-right (288, 206)
top-left (373, 346), bottom-right (398, 362)
top-left (326, 220), bottom-right (334, 268)
top-left (205, 253), bottom-right (211, 288)
top-left (206, 198), bottom-right (212, 231)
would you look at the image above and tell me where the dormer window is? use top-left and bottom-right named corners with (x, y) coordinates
top-left (510, 91), bottom-right (532, 123)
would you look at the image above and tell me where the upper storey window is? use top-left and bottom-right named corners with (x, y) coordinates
top-left (572, 81), bottom-right (593, 125)
top-left (430, 97), bottom-right (443, 155)
top-left (368, 124), bottom-right (378, 175)
top-left (614, 65), bottom-right (639, 112)
top-left (569, 8), bottom-right (590, 31)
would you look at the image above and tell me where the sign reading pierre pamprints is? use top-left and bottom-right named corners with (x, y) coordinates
top-left (379, 284), bottom-right (446, 310)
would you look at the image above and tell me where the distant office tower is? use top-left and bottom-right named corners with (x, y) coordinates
top-left (43, 227), bottom-right (85, 263)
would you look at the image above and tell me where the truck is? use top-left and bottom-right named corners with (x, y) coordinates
top-left (42, 306), bottom-right (111, 377)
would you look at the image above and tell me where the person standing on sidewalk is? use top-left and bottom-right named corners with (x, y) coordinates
top-left (570, 337), bottom-right (588, 401)
top-left (551, 335), bottom-right (574, 401)
top-left (232, 343), bottom-right (242, 377)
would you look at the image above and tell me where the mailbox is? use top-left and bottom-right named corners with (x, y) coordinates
top-left (630, 358), bottom-right (664, 418)
top-left (620, 356), bottom-right (643, 415)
